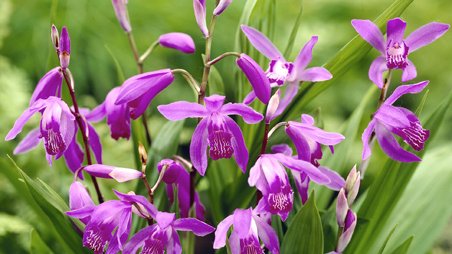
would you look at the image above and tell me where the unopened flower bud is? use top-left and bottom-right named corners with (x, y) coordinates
top-left (59, 26), bottom-right (71, 68)
top-left (112, 0), bottom-right (132, 32)
top-left (236, 53), bottom-right (271, 104)
top-left (213, 0), bottom-right (232, 15)
top-left (336, 188), bottom-right (348, 227)
top-left (337, 210), bottom-right (357, 252)
top-left (345, 166), bottom-right (360, 205)
top-left (159, 33), bottom-right (195, 54)
top-left (51, 24), bottom-right (59, 51)
top-left (265, 90), bottom-right (281, 123)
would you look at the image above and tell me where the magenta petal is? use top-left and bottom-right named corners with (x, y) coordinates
top-left (30, 67), bottom-right (63, 105)
top-left (405, 22), bottom-right (450, 52)
top-left (375, 123), bottom-right (421, 162)
top-left (384, 81), bottom-right (429, 105)
top-left (224, 116), bottom-right (249, 173)
top-left (318, 166), bottom-right (345, 191)
top-left (213, 215), bottom-right (233, 249)
top-left (112, 0), bottom-right (132, 32)
top-left (88, 123), bottom-right (103, 164)
top-left (213, 0), bottom-right (232, 15)
top-left (221, 103), bottom-right (263, 124)
top-left (167, 230), bottom-right (182, 254)
top-left (361, 120), bottom-right (375, 161)
top-left (193, 0), bottom-right (208, 37)
top-left (86, 102), bottom-right (106, 122)
top-left (273, 81), bottom-right (299, 118)
top-left (351, 19), bottom-right (386, 54)
top-left (159, 33), bottom-right (195, 54)
top-left (293, 36), bottom-right (319, 75)
top-left (401, 60), bottom-right (417, 83)
top-left (190, 118), bottom-right (209, 175)
top-left (69, 181), bottom-right (94, 224)
top-left (13, 128), bottom-right (41, 154)
top-left (265, 89), bottom-right (281, 123)
top-left (233, 208), bottom-right (252, 238)
top-left (5, 100), bottom-right (45, 140)
top-left (173, 218), bottom-right (215, 236)
top-left (298, 67), bottom-right (332, 82)
top-left (236, 54), bottom-right (271, 103)
top-left (271, 144), bottom-right (293, 156)
top-left (241, 25), bottom-right (284, 60)
top-left (123, 225), bottom-right (156, 254)
top-left (158, 101), bottom-right (208, 120)
top-left (285, 126), bottom-right (311, 162)
top-left (368, 56), bottom-right (388, 88)
top-left (387, 18), bottom-right (406, 44)
top-left (84, 164), bottom-right (142, 182)
top-left (63, 138), bottom-right (84, 178)
top-left (204, 94), bottom-right (226, 111)
top-left (254, 214), bottom-right (280, 254)
top-left (243, 90), bottom-right (257, 105)
top-left (274, 154), bottom-right (329, 184)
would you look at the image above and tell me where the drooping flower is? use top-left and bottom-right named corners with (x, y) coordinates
top-left (120, 192), bottom-right (215, 254)
top-left (87, 87), bottom-right (131, 140)
top-left (351, 18), bottom-right (449, 88)
top-left (59, 26), bottom-right (71, 69)
top-left (159, 32), bottom-right (196, 54)
top-left (285, 114), bottom-right (345, 203)
top-left (236, 53), bottom-right (271, 103)
top-left (112, 0), bottom-right (132, 32)
top-left (157, 159), bottom-right (205, 220)
top-left (241, 25), bottom-right (332, 114)
top-left (68, 181), bottom-right (95, 224)
top-left (158, 94), bottom-right (263, 175)
top-left (213, 0), bottom-right (233, 15)
top-left (249, 152), bottom-right (330, 220)
top-left (115, 69), bottom-right (175, 119)
top-left (362, 81), bottom-right (430, 162)
top-left (193, 0), bottom-right (208, 37)
top-left (214, 208), bottom-right (280, 254)
top-left (83, 164), bottom-right (143, 182)
top-left (29, 67), bottom-right (63, 105)
top-left (6, 97), bottom-right (76, 166)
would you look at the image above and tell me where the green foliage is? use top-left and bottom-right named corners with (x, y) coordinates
top-left (30, 229), bottom-right (54, 254)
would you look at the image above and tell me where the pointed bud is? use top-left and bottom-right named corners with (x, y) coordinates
top-left (112, 0), bottom-right (132, 32)
top-left (265, 90), bottom-right (281, 123)
top-left (213, 0), bottom-right (232, 15)
top-left (83, 164), bottom-right (143, 182)
top-left (51, 25), bottom-right (59, 51)
top-left (193, 0), bottom-right (208, 37)
top-left (236, 53), bottom-right (271, 104)
top-left (337, 210), bottom-right (357, 252)
top-left (69, 181), bottom-right (95, 224)
top-left (336, 188), bottom-right (348, 227)
top-left (159, 33), bottom-right (196, 54)
top-left (345, 166), bottom-right (360, 205)
top-left (59, 27), bottom-right (71, 68)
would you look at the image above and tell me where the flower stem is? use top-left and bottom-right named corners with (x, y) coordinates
top-left (139, 40), bottom-right (159, 64)
top-left (260, 122), bottom-right (271, 154)
top-left (198, 15), bottom-right (217, 105)
top-left (207, 51), bottom-right (241, 66)
top-left (172, 69), bottom-right (201, 99)
top-left (138, 143), bottom-right (154, 203)
top-left (62, 69), bottom-right (104, 204)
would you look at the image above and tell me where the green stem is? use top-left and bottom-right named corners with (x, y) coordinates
top-left (198, 15), bottom-right (217, 105)
top-left (139, 40), bottom-right (159, 64)
top-left (207, 51), bottom-right (241, 66)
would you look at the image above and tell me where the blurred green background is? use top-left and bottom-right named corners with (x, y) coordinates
top-left (0, 0), bottom-right (451, 253)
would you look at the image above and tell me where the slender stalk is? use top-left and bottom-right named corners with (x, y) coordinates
top-left (139, 40), bottom-right (159, 64)
top-left (207, 51), bottom-right (241, 66)
top-left (138, 143), bottom-right (154, 203)
top-left (260, 123), bottom-right (271, 154)
top-left (62, 69), bottom-right (104, 203)
top-left (198, 15), bottom-right (218, 105)
top-left (172, 69), bottom-right (201, 98)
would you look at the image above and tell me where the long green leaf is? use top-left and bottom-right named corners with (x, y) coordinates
top-left (388, 236), bottom-right (413, 254)
top-left (283, 0), bottom-right (304, 57)
top-left (282, 0), bottom-right (415, 121)
top-left (377, 225), bottom-right (398, 254)
top-left (30, 229), bottom-right (54, 254)
top-left (346, 94), bottom-right (452, 254)
top-left (281, 192), bottom-right (323, 254)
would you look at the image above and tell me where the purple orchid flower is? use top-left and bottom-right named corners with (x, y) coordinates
top-left (157, 159), bottom-right (205, 220)
top-left (351, 18), bottom-right (449, 88)
top-left (83, 164), bottom-right (143, 182)
top-left (6, 96), bottom-right (76, 165)
top-left (114, 69), bottom-right (175, 120)
top-left (285, 114), bottom-right (345, 203)
top-left (214, 208), bottom-right (280, 254)
top-left (213, 0), bottom-right (232, 15)
top-left (159, 32), bottom-right (196, 54)
top-left (118, 192), bottom-right (215, 254)
top-left (193, 0), bottom-right (208, 37)
top-left (249, 151), bottom-right (330, 220)
top-left (158, 94), bottom-right (263, 175)
top-left (29, 67), bottom-right (63, 105)
top-left (241, 25), bottom-right (332, 114)
top-left (362, 81), bottom-right (430, 162)
top-left (112, 0), bottom-right (132, 32)
top-left (236, 53), bottom-right (271, 104)
top-left (59, 26), bottom-right (71, 69)
top-left (87, 87), bottom-right (131, 140)
top-left (68, 181), bottom-right (95, 224)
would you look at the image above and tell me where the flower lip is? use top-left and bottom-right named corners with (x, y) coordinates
top-left (240, 236), bottom-right (264, 254)
top-left (386, 40), bottom-right (409, 69)
top-left (208, 130), bottom-right (234, 160)
top-left (266, 59), bottom-right (294, 86)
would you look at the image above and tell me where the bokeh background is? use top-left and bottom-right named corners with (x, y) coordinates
top-left (0, 0), bottom-right (451, 253)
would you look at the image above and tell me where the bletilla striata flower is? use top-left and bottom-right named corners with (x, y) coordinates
top-left (121, 192), bottom-right (215, 254)
top-left (83, 164), bottom-right (143, 182)
top-left (6, 97), bottom-right (76, 165)
top-left (214, 208), bottom-right (280, 254)
top-left (29, 67), bottom-right (63, 105)
top-left (362, 81), bottom-right (430, 162)
top-left (115, 69), bottom-right (175, 120)
top-left (157, 159), bottom-right (205, 220)
top-left (352, 18), bottom-right (449, 88)
top-left (241, 25), bottom-right (332, 114)
top-left (236, 53), bottom-right (271, 104)
top-left (285, 114), bottom-right (345, 203)
top-left (158, 94), bottom-right (263, 175)
top-left (249, 150), bottom-right (330, 220)
top-left (87, 87), bottom-right (131, 140)
top-left (68, 181), bottom-right (95, 224)
top-left (112, 0), bottom-right (132, 32)
top-left (159, 33), bottom-right (196, 54)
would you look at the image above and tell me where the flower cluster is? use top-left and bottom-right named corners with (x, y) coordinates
top-left (4, 0), bottom-right (449, 253)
